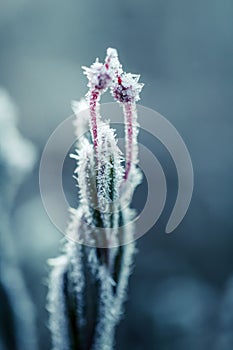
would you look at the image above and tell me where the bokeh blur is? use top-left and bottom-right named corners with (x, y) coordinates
top-left (0, 1), bottom-right (233, 349)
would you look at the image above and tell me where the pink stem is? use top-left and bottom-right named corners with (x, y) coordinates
top-left (89, 90), bottom-right (100, 157)
top-left (124, 103), bottom-right (133, 180)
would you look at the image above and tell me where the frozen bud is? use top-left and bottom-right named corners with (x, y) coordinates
top-left (105, 48), bottom-right (122, 74)
top-left (112, 73), bottom-right (144, 103)
top-left (82, 60), bottom-right (111, 92)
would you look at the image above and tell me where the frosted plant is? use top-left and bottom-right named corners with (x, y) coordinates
top-left (0, 88), bottom-right (38, 350)
top-left (47, 48), bottom-right (143, 350)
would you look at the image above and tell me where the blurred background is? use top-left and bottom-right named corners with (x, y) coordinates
top-left (0, 0), bottom-right (233, 349)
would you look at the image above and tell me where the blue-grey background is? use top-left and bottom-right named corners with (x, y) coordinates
top-left (1, 1), bottom-right (233, 349)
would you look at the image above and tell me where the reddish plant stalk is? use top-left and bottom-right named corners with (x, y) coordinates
top-left (89, 90), bottom-right (100, 157)
top-left (123, 102), bottom-right (133, 180)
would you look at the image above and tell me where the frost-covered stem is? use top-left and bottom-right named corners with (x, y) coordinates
top-left (123, 102), bottom-right (139, 180)
top-left (112, 72), bottom-right (142, 180)
top-left (92, 215), bottom-right (136, 350)
top-left (123, 103), bottom-right (133, 180)
top-left (89, 90), bottom-right (100, 157)
top-left (47, 256), bottom-right (71, 350)
top-left (83, 49), bottom-right (119, 159)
